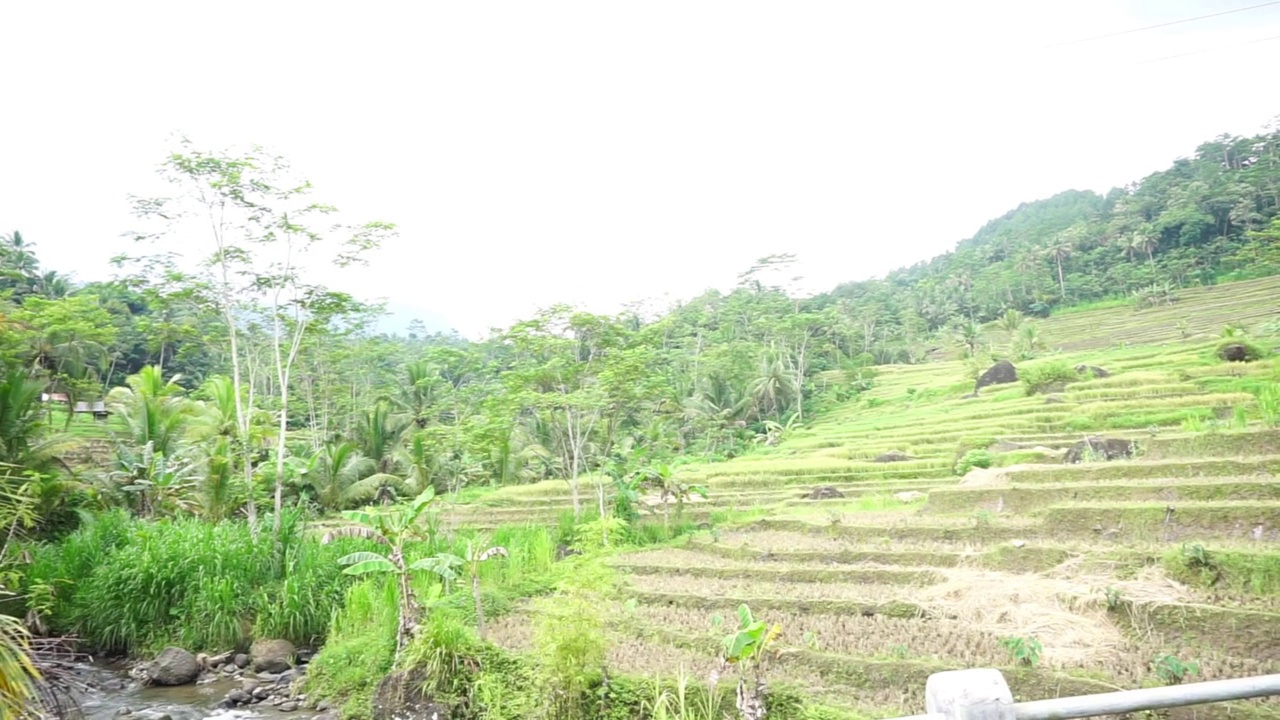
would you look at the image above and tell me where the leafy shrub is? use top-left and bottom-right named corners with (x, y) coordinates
top-left (1215, 339), bottom-right (1266, 362)
top-left (1020, 361), bottom-right (1080, 395)
top-left (999, 636), bottom-right (1043, 667)
top-left (1153, 654), bottom-right (1199, 685)
top-left (954, 449), bottom-right (993, 475)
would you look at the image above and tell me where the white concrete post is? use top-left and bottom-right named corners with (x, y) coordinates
top-left (925, 669), bottom-right (1016, 720)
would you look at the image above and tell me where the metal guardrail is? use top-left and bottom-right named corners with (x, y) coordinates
top-left (889, 668), bottom-right (1280, 720)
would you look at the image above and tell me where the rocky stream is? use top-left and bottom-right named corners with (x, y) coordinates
top-left (66, 641), bottom-right (335, 720)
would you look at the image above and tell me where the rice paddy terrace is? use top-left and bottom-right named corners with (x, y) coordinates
top-left (450, 282), bottom-right (1280, 719)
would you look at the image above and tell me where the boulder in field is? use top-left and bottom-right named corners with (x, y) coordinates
top-left (873, 451), bottom-right (913, 463)
top-left (1074, 364), bottom-right (1110, 378)
top-left (973, 360), bottom-right (1017, 393)
top-left (250, 639), bottom-right (296, 674)
top-left (1218, 343), bottom-right (1262, 363)
top-left (806, 486), bottom-right (845, 500)
top-left (146, 647), bottom-right (200, 686)
top-left (1064, 437), bottom-right (1135, 464)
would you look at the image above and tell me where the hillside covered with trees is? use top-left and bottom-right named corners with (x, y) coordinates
top-left (2, 125), bottom-right (1279, 515)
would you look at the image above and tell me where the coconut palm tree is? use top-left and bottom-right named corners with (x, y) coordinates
top-left (107, 366), bottom-right (190, 458)
top-left (357, 401), bottom-right (411, 476)
top-left (747, 355), bottom-right (799, 422)
top-left (297, 441), bottom-right (387, 512)
top-left (1043, 236), bottom-right (1075, 300)
top-left (0, 373), bottom-right (73, 491)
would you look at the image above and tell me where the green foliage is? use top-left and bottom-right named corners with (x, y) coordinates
top-left (1257, 385), bottom-right (1280, 428)
top-left (1103, 586), bottom-right (1123, 611)
top-left (303, 577), bottom-right (399, 718)
top-left (999, 636), bottom-right (1043, 667)
top-left (572, 514), bottom-right (629, 551)
top-left (954, 449), bottom-right (993, 475)
top-left (1020, 360), bottom-right (1080, 395)
top-left (1152, 654), bottom-right (1199, 685)
top-left (531, 566), bottom-right (610, 720)
top-left (1215, 339), bottom-right (1266, 363)
top-left (23, 510), bottom-right (355, 653)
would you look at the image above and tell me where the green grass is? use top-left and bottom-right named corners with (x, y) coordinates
top-left (303, 578), bottom-right (399, 718)
top-left (22, 509), bottom-right (365, 654)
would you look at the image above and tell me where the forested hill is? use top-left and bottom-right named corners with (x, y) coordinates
top-left (813, 126), bottom-right (1280, 359)
top-left (1, 124), bottom-right (1279, 507)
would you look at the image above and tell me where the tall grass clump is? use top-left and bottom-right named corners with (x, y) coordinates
top-left (304, 578), bottom-right (399, 718)
top-left (1257, 385), bottom-right (1280, 428)
top-left (1020, 360), bottom-right (1080, 395)
top-left (23, 509), bottom-right (361, 654)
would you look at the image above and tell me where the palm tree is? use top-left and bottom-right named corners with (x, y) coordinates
top-left (357, 402), bottom-right (411, 476)
top-left (997, 308), bottom-right (1023, 334)
top-left (106, 366), bottom-right (190, 458)
top-left (298, 441), bottom-right (394, 512)
top-left (0, 373), bottom-right (74, 493)
top-left (25, 271), bottom-right (70, 299)
top-left (0, 231), bottom-right (39, 276)
top-left (392, 361), bottom-right (442, 428)
top-left (1127, 228), bottom-right (1159, 271)
top-left (1043, 236), bottom-right (1074, 300)
top-left (954, 320), bottom-right (983, 358)
top-left (747, 356), bottom-right (799, 422)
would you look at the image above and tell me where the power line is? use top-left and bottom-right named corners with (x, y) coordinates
top-left (1136, 31), bottom-right (1280, 63)
top-left (1053, 0), bottom-right (1280, 46)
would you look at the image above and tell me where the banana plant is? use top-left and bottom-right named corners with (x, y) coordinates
top-left (713, 604), bottom-right (781, 720)
top-left (428, 537), bottom-right (508, 639)
top-left (322, 487), bottom-right (440, 652)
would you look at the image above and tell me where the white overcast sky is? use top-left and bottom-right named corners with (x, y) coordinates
top-left (2, 1), bottom-right (1279, 337)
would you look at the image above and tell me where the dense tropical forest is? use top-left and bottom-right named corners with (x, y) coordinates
top-left (2, 122), bottom-right (1280, 717)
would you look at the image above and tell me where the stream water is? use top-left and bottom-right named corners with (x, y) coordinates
top-left (67, 663), bottom-right (330, 720)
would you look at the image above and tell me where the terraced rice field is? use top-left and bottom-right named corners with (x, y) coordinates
top-left (455, 279), bottom-right (1280, 718)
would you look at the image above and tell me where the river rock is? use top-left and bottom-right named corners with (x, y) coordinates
top-left (279, 701), bottom-right (299, 712)
top-left (253, 685), bottom-right (272, 700)
top-left (234, 653), bottom-right (250, 668)
top-left (115, 709), bottom-right (132, 716)
top-left (146, 647), bottom-right (200, 686)
top-left (251, 639), bottom-right (296, 673)
top-left (227, 689), bottom-right (251, 705)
